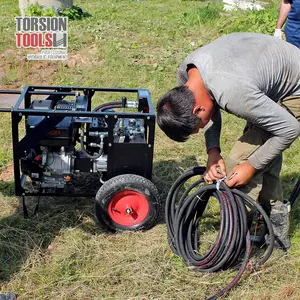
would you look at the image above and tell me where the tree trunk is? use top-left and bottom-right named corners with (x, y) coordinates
top-left (19, 0), bottom-right (73, 16)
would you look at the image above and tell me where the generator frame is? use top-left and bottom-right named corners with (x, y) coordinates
top-left (0, 85), bottom-right (156, 198)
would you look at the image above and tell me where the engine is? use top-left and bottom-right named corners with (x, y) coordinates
top-left (21, 94), bottom-right (146, 189)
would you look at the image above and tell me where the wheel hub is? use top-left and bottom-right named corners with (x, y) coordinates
top-left (108, 190), bottom-right (149, 227)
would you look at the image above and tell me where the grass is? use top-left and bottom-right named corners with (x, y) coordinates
top-left (0, 0), bottom-right (300, 299)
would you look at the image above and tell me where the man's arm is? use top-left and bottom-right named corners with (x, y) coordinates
top-left (204, 105), bottom-right (222, 153)
top-left (235, 92), bottom-right (299, 170)
top-left (203, 106), bottom-right (227, 180)
top-left (276, 0), bottom-right (292, 30)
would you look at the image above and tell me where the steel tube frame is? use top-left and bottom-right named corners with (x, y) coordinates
top-left (0, 86), bottom-right (156, 197)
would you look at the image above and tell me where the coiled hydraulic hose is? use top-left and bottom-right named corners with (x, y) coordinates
top-left (165, 167), bottom-right (275, 300)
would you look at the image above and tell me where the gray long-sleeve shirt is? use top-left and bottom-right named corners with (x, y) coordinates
top-left (177, 32), bottom-right (300, 170)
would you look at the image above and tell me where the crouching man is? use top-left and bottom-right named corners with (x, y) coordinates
top-left (157, 32), bottom-right (300, 249)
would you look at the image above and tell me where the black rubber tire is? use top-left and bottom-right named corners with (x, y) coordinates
top-left (95, 174), bottom-right (161, 232)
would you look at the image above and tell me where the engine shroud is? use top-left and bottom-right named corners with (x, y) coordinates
top-left (27, 99), bottom-right (80, 148)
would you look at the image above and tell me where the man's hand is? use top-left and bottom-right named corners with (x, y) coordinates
top-left (225, 161), bottom-right (257, 188)
top-left (204, 148), bottom-right (226, 183)
top-left (274, 28), bottom-right (283, 39)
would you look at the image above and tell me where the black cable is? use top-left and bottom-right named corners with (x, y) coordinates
top-left (80, 128), bottom-right (102, 159)
top-left (165, 166), bottom-right (275, 299)
top-left (92, 101), bottom-right (123, 112)
top-left (288, 177), bottom-right (300, 207)
top-left (45, 152), bottom-right (55, 167)
top-left (22, 195), bottom-right (29, 219)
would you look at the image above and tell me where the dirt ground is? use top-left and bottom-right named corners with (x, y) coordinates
top-left (0, 46), bottom-right (101, 90)
top-left (0, 163), bottom-right (14, 181)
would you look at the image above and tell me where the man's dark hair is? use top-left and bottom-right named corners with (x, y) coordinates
top-left (156, 85), bottom-right (200, 142)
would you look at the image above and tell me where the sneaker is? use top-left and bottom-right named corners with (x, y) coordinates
top-left (266, 201), bottom-right (291, 251)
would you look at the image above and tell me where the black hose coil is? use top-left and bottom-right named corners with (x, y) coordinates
top-left (165, 167), bottom-right (275, 299)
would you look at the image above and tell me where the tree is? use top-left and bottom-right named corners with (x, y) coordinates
top-left (19, 0), bottom-right (73, 16)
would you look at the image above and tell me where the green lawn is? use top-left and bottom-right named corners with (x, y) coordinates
top-left (0, 0), bottom-right (300, 299)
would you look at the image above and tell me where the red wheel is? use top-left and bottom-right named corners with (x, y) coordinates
top-left (95, 174), bottom-right (161, 232)
top-left (108, 190), bottom-right (149, 226)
